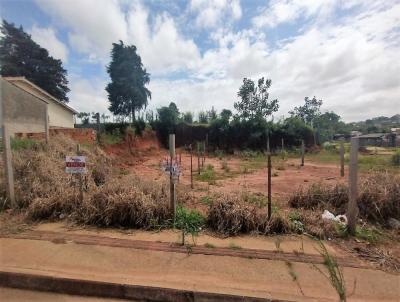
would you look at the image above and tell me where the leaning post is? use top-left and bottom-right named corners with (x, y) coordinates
top-left (267, 136), bottom-right (272, 220)
top-left (347, 137), bottom-right (359, 235)
top-left (169, 134), bottom-right (176, 218)
top-left (2, 124), bottom-right (16, 208)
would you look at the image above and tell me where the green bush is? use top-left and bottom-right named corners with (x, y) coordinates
top-left (174, 206), bottom-right (205, 245)
top-left (11, 138), bottom-right (38, 150)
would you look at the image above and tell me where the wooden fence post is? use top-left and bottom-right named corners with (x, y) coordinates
top-left (340, 140), bottom-right (345, 177)
top-left (45, 105), bottom-right (49, 144)
top-left (197, 142), bottom-right (200, 175)
top-left (190, 144), bottom-right (193, 189)
top-left (2, 124), bottom-right (16, 208)
top-left (169, 134), bottom-right (176, 218)
top-left (281, 138), bottom-right (284, 152)
top-left (301, 140), bottom-right (305, 166)
top-left (76, 144), bottom-right (84, 203)
top-left (347, 137), bottom-right (359, 235)
top-left (267, 137), bottom-right (272, 219)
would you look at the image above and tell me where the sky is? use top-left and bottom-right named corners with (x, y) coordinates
top-left (1, 0), bottom-right (399, 122)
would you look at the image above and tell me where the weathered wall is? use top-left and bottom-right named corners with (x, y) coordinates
top-left (0, 78), bottom-right (47, 135)
top-left (11, 80), bottom-right (74, 128)
top-left (15, 128), bottom-right (97, 143)
top-left (47, 101), bottom-right (74, 128)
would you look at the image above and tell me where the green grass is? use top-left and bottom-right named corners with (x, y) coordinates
top-left (99, 133), bottom-right (123, 145)
top-left (306, 149), bottom-right (398, 172)
top-left (195, 165), bottom-right (217, 185)
top-left (315, 241), bottom-right (346, 302)
top-left (336, 224), bottom-right (383, 244)
top-left (200, 195), bottom-right (213, 205)
top-left (10, 138), bottom-right (38, 150)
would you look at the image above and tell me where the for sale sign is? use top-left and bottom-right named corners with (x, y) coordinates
top-left (66, 156), bottom-right (86, 174)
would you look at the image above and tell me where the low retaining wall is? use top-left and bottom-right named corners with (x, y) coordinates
top-left (15, 128), bottom-right (97, 143)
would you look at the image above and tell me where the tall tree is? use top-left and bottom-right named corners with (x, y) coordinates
top-left (290, 96), bottom-right (323, 125)
top-left (106, 41), bottom-right (151, 122)
top-left (235, 77), bottom-right (279, 120)
top-left (0, 20), bottom-right (70, 102)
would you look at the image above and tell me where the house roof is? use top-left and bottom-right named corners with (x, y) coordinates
top-left (358, 133), bottom-right (386, 139)
top-left (2, 76), bottom-right (78, 114)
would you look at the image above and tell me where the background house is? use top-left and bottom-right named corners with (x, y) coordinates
top-left (2, 77), bottom-right (77, 129)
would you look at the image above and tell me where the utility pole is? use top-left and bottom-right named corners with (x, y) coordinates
top-left (169, 134), bottom-right (176, 218)
top-left (347, 137), bottom-right (359, 235)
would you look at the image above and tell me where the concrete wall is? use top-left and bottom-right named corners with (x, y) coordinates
top-left (0, 78), bottom-right (47, 135)
top-left (11, 80), bottom-right (74, 128)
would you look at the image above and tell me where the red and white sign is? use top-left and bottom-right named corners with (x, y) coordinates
top-left (65, 156), bottom-right (86, 174)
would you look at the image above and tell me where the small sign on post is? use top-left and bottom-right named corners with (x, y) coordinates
top-left (66, 145), bottom-right (86, 203)
top-left (65, 156), bottom-right (87, 174)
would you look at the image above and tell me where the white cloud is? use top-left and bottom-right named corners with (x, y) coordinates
top-left (252, 0), bottom-right (336, 28)
top-left (30, 25), bottom-right (68, 62)
top-left (190, 0), bottom-right (242, 29)
top-left (127, 5), bottom-right (200, 74)
top-left (33, 0), bottom-right (399, 122)
top-left (68, 75), bottom-right (109, 115)
top-left (35, 0), bottom-right (128, 62)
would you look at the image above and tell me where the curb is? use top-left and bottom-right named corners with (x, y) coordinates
top-left (0, 271), bottom-right (290, 302)
top-left (2, 230), bottom-right (369, 269)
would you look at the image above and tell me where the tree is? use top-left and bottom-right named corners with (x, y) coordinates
top-left (234, 77), bottom-right (279, 120)
top-left (182, 112), bottom-right (193, 124)
top-left (220, 109), bottom-right (232, 122)
top-left (198, 111), bottom-right (208, 124)
top-left (106, 41), bottom-right (151, 122)
top-left (0, 20), bottom-right (70, 102)
top-left (207, 106), bottom-right (217, 121)
top-left (290, 96), bottom-right (323, 125)
top-left (77, 112), bottom-right (90, 124)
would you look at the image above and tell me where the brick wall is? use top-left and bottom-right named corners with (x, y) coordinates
top-left (15, 128), bottom-right (97, 143)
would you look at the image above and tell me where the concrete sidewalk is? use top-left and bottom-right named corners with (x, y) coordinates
top-left (0, 233), bottom-right (399, 301)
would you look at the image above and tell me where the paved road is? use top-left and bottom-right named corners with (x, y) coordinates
top-left (1, 287), bottom-right (134, 301)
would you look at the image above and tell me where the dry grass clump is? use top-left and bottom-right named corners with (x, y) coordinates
top-left (288, 172), bottom-right (400, 225)
top-left (288, 183), bottom-right (348, 213)
top-left (78, 177), bottom-right (169, 228)
top-left (10, 135), bottom-right (111, 209)
top-left (358, 172), bottom-right (400, 224)
top-left (207, 195), bottom-right (289, 236)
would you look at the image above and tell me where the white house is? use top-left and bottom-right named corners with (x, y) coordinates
top-left (2, 77), bottom-right (77, 128)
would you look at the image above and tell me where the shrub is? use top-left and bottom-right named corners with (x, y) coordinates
top-left (174, 206), bottom-right (205, 245)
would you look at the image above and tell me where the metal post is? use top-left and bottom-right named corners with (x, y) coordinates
top-left (301, 140), bottom-right (305, 166)
top-left (340, 140), bottom-right (345, 177)
top-left (169, 134), bottom-right (176, 218)
top-left (2, 124), bottom-right (16, 208)
top-left (347, 137), bottom-right (359, 235)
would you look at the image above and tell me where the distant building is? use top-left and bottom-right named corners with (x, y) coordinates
top-left (358, 133), bottom-right (398, 147)
top-left (2, 77), bottom-right (77, 130)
